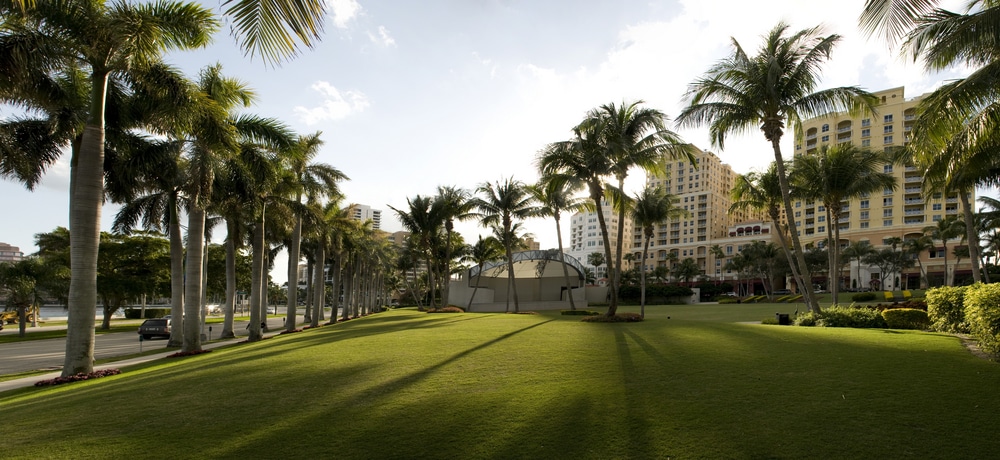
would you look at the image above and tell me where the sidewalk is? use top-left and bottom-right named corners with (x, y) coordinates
top-left (0, 322), bottom-right (286, 393)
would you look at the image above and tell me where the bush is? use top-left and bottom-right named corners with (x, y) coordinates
top-left (426, 306), bottom-right (465, 313)
top-left (851, 292), bottom-right (877, 302)
top-left (881, 308), bottom-right (930, 330)
top-left (718, 298), bottom-right (739, 304)
top-left (582, 313), bottom-right (643, 323)
top-left (816, 306), bottom-right (886, 329)
top-left (124, 308), bottom-right (171, 319)
top-left (618, 285), bottom-right (693, 304)
top-left (794, 311), bottom-right (819, 327)
top-left (561, 310), bottom-right (600, 316)
top-left (926, 286), bottom-right (969, 333)
top-left (963, 283), bottom-right (1000, 356)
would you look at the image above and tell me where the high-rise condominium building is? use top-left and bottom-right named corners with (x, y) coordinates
top-left (631, 147), bottom-right (772, 280)
top-left (568, 200), bottom-right (632, 283)
top-left (792, 86), bottom-right (972, 290)
top-left (350, 204), bottom-right (382, 230)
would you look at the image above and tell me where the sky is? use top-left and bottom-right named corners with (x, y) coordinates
top-left (0, 0), bottom-right (978, 284)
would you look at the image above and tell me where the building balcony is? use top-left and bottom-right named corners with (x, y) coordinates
top-left (946, 197), bottom-right (959, 203)
top-left (904, 217), bottom-right (925, 224)
top-left (905, 187), bottom-right (922, 194)
top-left (806, 133), bottom-right (817, 140)
top-left (838, 217), bottom-right (850, 223)
top-left (904, 209), bottom-right (924, 216)
top-left (905, 114), bottom-right (916, 121)
top-left (946, 208), bottom-right (959, 215)
top-left (904, 198), bottom-right (923, 205)
top-left (837, 126), bottom-right (852, 133)
top-left (905, 176), bottom-right (923, 183)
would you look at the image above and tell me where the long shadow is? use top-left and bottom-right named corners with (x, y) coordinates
top-left (613, 327), bottom-right (655, 457)
top-left (349, 318), bottom-right (556, 402)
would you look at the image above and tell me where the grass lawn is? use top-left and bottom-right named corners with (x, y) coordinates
top-left (1, 306), bottom-right (997, 459)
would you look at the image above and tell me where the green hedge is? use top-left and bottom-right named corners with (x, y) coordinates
top-left (618, 285), bottom-right (694, 304)
top-left (124, 308), bottom-right (171, 319)
top-left (851, 292), bottom-right (877, 302)
top-left (926, 286), bottom-right (969, 333)
top-left (816, 306), bottom-right (886, 328)
top-left (964, 283), bottom-right (1000, 356)
top-left (881, 308), bottom-right (930, 330)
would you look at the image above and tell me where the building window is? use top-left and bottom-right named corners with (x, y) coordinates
top-left (860, 211), bottom-right (869, 220)
top-left (933, 215), bottom-right (942, 222)
top-left (860, 222), bottom-right (869, 228)
top-left (822, 124), bottom-right (830, 132)
top-left (884, 164), bottom-right (893, 173)
top-left (884, 114), bottom-right (894, 123)
top-left (884, 125), bottom-right (893, 134)
top-left (861, 128), bottom-right (870, 137)
top-left (796, 201), bottom-right (801, 208)
top-left (821, 135), bottom-right (829, 142)
top-left (883, 209), bottom-right (893, 217)
top-left (932, 203), bottom-right (942, 210)
top-left (884, 197), bottom-right (893, 206)
top-left (884, 219), bottom-right (893, 226)
top-left (884, 187), bottom-right (893, 195)
top-left (860, 200), bottom-right (869, 209)
top-left (884, 135), bottom-right (894, 144)
top-left (818, 226), bottom-right (825, 232)
top-left (862, 118), bottom-right (871, 127)
top-left (795, 211), bottom-right (801, 217)
top-left (862, 139), bottom-right (871, 147)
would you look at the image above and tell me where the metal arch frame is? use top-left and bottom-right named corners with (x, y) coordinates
top-left (468, 250), bottom-right (587, 283)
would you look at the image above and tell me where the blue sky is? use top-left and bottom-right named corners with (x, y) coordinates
top-left (1, 0), bottom-right (975, 284)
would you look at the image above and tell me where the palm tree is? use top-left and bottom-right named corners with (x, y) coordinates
top-left (677, 22), bottom-right (877, 313)
top-left (463, 235), bottom-right (505, 311)
top-left (903, 234), bottom-right (934, 289)
top-left (578, 101), bottom-right (696, 315)
top-left (842, 240), bottom-right (876, 292)
top-left (672, 258), bottom-right (701, 284)
top-left (433, 186), bottom-right (475, 308)
top-left (587, 252), bottom-right (606, 283)
top-left (632, 185), bottom-right (687, 318)
top-left (2, 0), bottom-right (218, 376)
top-left (0, 257), bottom-right (45, 337)
top-left (281, 132), bottom-right (347, 332)
top-left (729, 164), bottom-right (809, 302)
top-left (390, 196), bottom-right (442, 308)
top-left (471, 177), bottom-right (539, 313)
top-left (791, 145), bottom-right (897, 304)
top-left (709, 244), bottom-right (726, 283)
top-left (924, 216), bottom-right (965, 286)
top-left (528, 175), bottom-right (588, 310)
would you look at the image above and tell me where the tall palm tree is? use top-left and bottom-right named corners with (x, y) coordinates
top-left (791, 145), bottom-right (897, 304)
top-left (281, 132), bottom-right (347, 332)
top-left (463, 235), bottom-right (505, 311)
top-left (528, 175), bottom-right (588, 310)
top-left (631, 185), bottom-right (687, 318)
top-left (433, 186), bottom-right (475, 308)
top-left (1, 0), bottom-right (218, 376)
top-left (902, 234), bottom-right (934, 289)
top-left (537, 121), bottom-right (622, 312)
top-left (677, 22), bottom-right (877, 313)
top-left (578, 101), bottom-right (696, 315)
top-left (471, 177), bottom-right (539, 313)
top-left (924, 216), bottom-right (965, 286)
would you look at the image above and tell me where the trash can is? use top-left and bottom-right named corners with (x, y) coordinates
top-left (775, 313), bottom-right (790, 325)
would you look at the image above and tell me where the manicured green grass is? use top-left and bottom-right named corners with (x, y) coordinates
top-left (1, 307), bottom-right (997, 459)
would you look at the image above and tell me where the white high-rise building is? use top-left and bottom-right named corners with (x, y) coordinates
top-left (567, 200), bottom-right (631, 284)
top-left (351, 204), bottom-right (382, 230)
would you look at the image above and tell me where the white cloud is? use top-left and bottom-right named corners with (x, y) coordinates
top-left (368, 25), bottom-right (396, 47)
top-left (330, 0), bottom-right (362, 29)
top-left (293, 81), bottom-right (370, 125)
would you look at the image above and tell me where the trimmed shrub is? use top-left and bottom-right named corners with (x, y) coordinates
top-left (561, 310), bottom-right (600, 316)
top-left (881, 308), bottom-right (930, 330)
top-left (851, 292), bottom-right (877, 302)
top-left (925, 286), bottom-right (969, 333)
top-left (124, 308), bottom-right (171, 319)
top-left (618, 285), bottom-right (693, 304)
top-left (718, 298), bottom-right (739, 304)
top-left (817, 306), bottom-right (886, 328)
top-left (963, 283), bottom-right (1000, 356)
top-left (427, 306), bottom-right (465, 313)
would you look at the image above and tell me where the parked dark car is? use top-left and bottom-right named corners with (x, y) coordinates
top-left (138, 318), bottom-right (170, 340)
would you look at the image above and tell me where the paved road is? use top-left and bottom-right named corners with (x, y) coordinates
top-left (0, 317), bottom-right (287, 375)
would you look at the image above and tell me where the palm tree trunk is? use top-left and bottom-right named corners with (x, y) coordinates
top-left (168, 201), bottom-right (185, 346)
top-left (831, 207), bottom-right (842, 305)
top-left (555, 214), bottom-right (576, 310)
top-left (328, 252), bottom-right (341, 324)
top-left (641, 235), bottom-right (651, 318)
top-left (960, 190), bottom-right (982, 283)
top-left (220, 222), bottom-right (236, 339)
top-left (182, 206), bottom-right (206, 353)
top-left (312, 244), bottom-right (325, 328)
top-left (248, 221), bottom-right (265, 342)
top-left (613, 177), bottom-right (627, 310)
top-left (304, 258), bottom-right (313, 322)
top-left (63, 71), bottom-right (110, 377)
top-left (590, 182), bottom-right (618, 316)
top-left (286, 213), bottom-right (302, 332)
top-left (770, 139), bottom-right (819, 312)
top-left (769, 208), bottom-right (806, 303)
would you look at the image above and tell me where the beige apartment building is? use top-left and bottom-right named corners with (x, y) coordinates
top-left (0, 242), bottom-right (24, 262)
top-left (631, 147), bottom-right (773, 281)
top-left (793, 86), bottom-right (972, 290)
